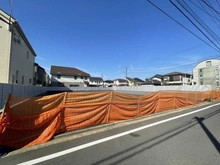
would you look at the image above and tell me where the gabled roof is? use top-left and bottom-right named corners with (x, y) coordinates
top-left (90, 77), bottom-right (103, 82)
top-left (163, 72), bottom-right (191, 76)
top-left (0, 9), bottom-right (37, 57)
top-left (151, 74), bottom-right (163, 79)
top-left (50, 65), bottom-right (90, 77)
top-left (104, 80), bottom-right (113, 83)
top-left (114, 78), bottom-right (128, 83)
top-left (133, 78), bottom-right (145, 83)
top-left (125, 77), bottom-right (133, 82)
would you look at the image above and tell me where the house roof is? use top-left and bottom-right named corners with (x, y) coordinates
top-left (50, 65), bottom-right (90, 77)
top-left (125, 77), bottom-right (133, 82)
top-left (142, 80), bottom-right (154, 85)
top-left (104, 80), bottom-right (113, 83)
top-left (0, 9), bottom-right (37, 57)
top-left (114, 79), bottom-right (128, 83)
top-left (133, 78), bottom-right (145, 83)
top-left (151, 74), bottom-right (163, 79)
top-left (163, 72), bottom-right (191, 76)
top-left (90, 77), bottom-right (103, 82)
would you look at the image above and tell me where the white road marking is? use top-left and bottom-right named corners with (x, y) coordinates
top-left (18, 102), bottom-right (220, 165)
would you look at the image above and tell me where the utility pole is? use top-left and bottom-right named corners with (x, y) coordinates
top-left (125, 67), bottom-right (128, 78)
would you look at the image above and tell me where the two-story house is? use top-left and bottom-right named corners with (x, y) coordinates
top-left (133, 78), bottom-right (145, 86)
top-left (34, 63), bottom-right (50, 86)
top-left (50, 65), bottom-right (91, 87)
top-left (0, 9), bottom-right (36, 85)
top-left (125, 77), bottom-right (134, 86)
top-left (113, 79), bottom-right (128, 86)
top-left (163, 72), bottom-right (192, 85)
top-left (89, 77), bottom-right (103, 87)
top-left (103, 80), bottom-right (113, 87)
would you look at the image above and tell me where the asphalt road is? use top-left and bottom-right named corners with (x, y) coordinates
top-left (1, 102), bottom-right (220, 165)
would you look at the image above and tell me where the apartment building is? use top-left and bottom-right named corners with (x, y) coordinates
top-left (193, 59), bottom-right (220, 89)
top-left (0, 9), bottom-right (36, 85)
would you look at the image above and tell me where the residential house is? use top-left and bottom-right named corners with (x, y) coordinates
top-left (113, 79), bottom-right (128, 86)
top-left (103, 80), bottom-right (113, 87)
top-left (34, 63), bottom-right (50, 86)
top-left (133, 78), bottom-right (145, 86)
top-left (50, 65), bottom-right (90, 87)
top-left (0, 9), bottom-right (36, 85)
top-left (125, 77), bottom-right (134, 86)
top-left (163, 72), bottom-right (192, 85)
top-left (151, 74), bottom-right (163, 84)
top-left (193, 59), bottom-right (220, 89)
top-left (141, 79), bottom-right (161, 86)
top-left (89, 77), bottom-right (103, 87)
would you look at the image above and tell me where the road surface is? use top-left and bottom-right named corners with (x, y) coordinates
top-left (1, 102), bottom-right (220, 165)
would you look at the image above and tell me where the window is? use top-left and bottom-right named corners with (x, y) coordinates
top-left (29, 78), bottom-right (32, 84)
top-left (12, 75), bottom-right (15, 83)
top-left (22, 76), bottom-right (24, 84)
top-left (58, 82), bottom-right (64, 87)
top-left (57, 75), bottom-right (61, 79)
top-left (27, 51), bottom-right (29, 59)
top-left (85, 77), bottom-right (87, 80)
top-left (81, 76), bottom-right (83, 79)
top-left (16, 70), bottom-right (19, 83)
top-left (17, 39), bottom-right (21, 44)
top-left (206, 61), bottom-right (211, 67)
top-left (74, 76), bottom-right (77, 79)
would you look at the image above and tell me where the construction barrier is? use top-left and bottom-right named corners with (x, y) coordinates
top-left (0, 90), bottom-right (219, 149)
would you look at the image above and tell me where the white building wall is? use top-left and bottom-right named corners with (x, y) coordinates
top-left (9, 26), bottom-right (35, 85)
top-left (0, 18), bottom-right (11, 83)
top-left (193, 59), bottom-right (220, 85)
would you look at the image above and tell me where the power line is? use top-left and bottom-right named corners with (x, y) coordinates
top-left (176, 0), bottom-right (220, 43)
top-left (169, 0), bottom-right (220, 52)
top-left (202, 0), bottom-right (220, 15)
top-left (147, 0), bottom-right (220, 53)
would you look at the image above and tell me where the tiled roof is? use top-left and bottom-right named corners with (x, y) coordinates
top-left (114, 79), bottom-right (128, 83)
top-left (133, 78), bottom-right (145, 82)
top-left (50, 65), bottom-right (90, 77)
top-left (125, 77), bottom-right (133, 81)
top-left (163, 72), bottom-right (191, 76)
top-left (90, 77), bottom-right (103, 82)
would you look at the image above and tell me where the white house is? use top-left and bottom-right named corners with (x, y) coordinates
top-left (113, 79), bottom-right (128, 86)
top-left (89, 77), bottom-right (103, 87)
top-left (50, 65), bottom-right (91, 87)
top-left (0, 9), bottom-right (36, 85)
top-left (163, 72), bottom-right (192, 85)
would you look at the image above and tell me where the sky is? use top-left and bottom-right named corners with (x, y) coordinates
top-left (1, 0), bottom-right (220, 80)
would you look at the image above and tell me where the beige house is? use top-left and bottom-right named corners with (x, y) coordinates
top-left (0, 9), bottom-right (36, 85)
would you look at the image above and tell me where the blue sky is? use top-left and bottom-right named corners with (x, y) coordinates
top-left (1, 0), bottom-right (220, 80)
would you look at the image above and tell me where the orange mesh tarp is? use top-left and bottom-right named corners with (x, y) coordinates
top-left (0, 90), bottom-right (219, 149)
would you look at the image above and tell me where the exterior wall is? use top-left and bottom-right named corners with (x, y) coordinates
top-left (89, 81), bottom-right (103, 86)
top-left (163, 75), bottom-right (191, 85)
top-left (0, 18), bottom-right (11, 83)
top-left (193, 59), bottom-right (220, 89)
top-left (114, 80), bottom-right (128, 86)
top-left (34, 65), bottom-right (48, 86)
top-left (9, 26), bottom-right (35, 85)
top-left (193, 59), bottom-right (220, 85)
top-left (199, 67), bottom-right (219, 89)
top-left (51, 75), bottom-right (89, 87)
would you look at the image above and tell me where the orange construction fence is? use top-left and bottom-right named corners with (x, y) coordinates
top-left (0, 90), bottom-right (220, 149)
